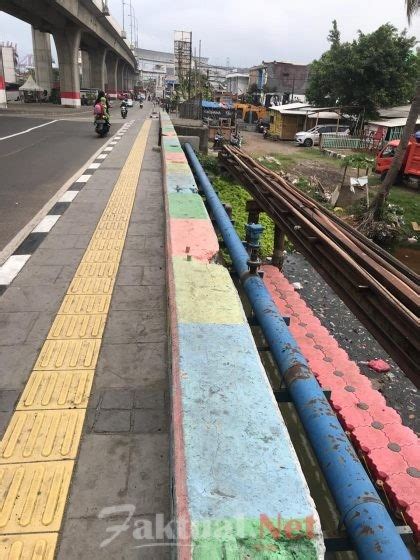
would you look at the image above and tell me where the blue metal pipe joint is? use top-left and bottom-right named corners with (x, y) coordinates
top-left (184, 142), bottom-right (411, 560)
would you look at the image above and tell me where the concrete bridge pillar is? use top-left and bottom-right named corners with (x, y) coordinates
top-left (89, 45), bottom-right (106, 92)
top-left (128, 72), bottom-right (135, 90)
top-left (117, 61), bottom-right (124, 94)
top-left (32, 28), bottom-right (54, 94)
top-left (122, 64), bottom-right (128, 91)
top-left (80, 50), bottom-right (91, 89)
top-left (105, 52), bottom-right (118, 98)
top-left (53, 25), bottom-right (81, 106)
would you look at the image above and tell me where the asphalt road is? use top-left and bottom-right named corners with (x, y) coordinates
top-left (0, 116), bottom-right (110, 252)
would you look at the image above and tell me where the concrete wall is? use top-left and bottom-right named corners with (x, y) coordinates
top-left (160, 111), bottom-right (324, 559)
top-left (171, 118), bottom-right (209, 154)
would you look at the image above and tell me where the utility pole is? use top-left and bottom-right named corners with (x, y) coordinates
top-left (198, 39), bottom-right (201, 97)
top-left (122, 0), bottom-right (125, 35)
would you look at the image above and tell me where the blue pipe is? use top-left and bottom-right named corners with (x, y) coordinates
top-left (184, 143), bottom-right (411, 560)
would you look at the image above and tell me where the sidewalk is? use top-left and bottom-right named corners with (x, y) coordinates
top-left (0, 108), bottom-right (170, 559)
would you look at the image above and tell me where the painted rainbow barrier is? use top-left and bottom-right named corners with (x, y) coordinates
top-left (160, 111), bottom-right (325, 559)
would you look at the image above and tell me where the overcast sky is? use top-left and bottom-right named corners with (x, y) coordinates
top-left (0, 0), bottom-right (418, 67)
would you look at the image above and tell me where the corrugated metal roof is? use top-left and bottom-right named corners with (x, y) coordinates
top-left (378, 105), bottom-right (411, 119)
top-left (367, 117), bottom-right (420, 127)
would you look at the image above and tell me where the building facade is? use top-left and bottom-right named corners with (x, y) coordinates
top-left (226, 72), bottom-right (249, 96)
top-left (249, 61), bottom-right (309, 104)
top-left (0, 42), bottom-right (18, 83)
top-left (134, 48), bottom-right (176, 97)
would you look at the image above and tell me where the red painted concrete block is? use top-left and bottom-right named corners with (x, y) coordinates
top-left (169, 219), bottom-right (219, 262)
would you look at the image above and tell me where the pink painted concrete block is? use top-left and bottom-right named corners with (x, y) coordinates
top-left (170, 218), bottom-right (219, 262)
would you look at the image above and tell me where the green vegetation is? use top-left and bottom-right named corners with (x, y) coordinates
top-left (198, 154), bottom-right (280, 259)
top-left (306, 22), bottom-right (418, 118)
top-left (213, 176), bottom-right (276, 259)
top-left (388, 187), bottom-right (420, 227)
top-left (257, 150), bottom-right (342, 172)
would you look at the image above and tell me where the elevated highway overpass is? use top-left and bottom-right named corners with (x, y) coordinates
top-left (1, 0), bottom-right (138, 105)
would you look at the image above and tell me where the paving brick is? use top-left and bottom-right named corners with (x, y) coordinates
top-left (101, 389), bottom-right (134, 410)
top-left (13, 265), bottom-right (63, 286)
top-left (134, 387), bottom-right (165, 409)
top-left (103, 310), bottom-right (166, 344)
top-left (0, 285), bottom-right (66, 312)
top-left (94, 409), bottom-right (131, 432)
top-left (262, 262), bottom-right (420, 542)
top-left (351, 423), bottom-right (389, 453)
top-left (57, 516), bottom-right (171, 559)
top-left (65, 433), bottom-right (169, 518)
top-left (0, 311), bottom-right (40, 345)
top-left (133, 409), bottom-right (167, 433)
top-left (110, 285), bottom-right (165, 311)
top-left (94, 342), bottom-right (167, 388)
top-left (0, 343), bottom-right (40, 389)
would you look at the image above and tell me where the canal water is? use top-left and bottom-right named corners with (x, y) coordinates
top-left (392, 244), bottom-right (420, 274)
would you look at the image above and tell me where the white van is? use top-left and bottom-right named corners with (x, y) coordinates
top-left (295, 124), bottom-right (350, 147)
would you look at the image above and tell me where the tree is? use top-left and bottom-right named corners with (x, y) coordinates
top-left (306, 22), bottom-right (418, 118)
top-left (359, 2), bottom-right (419, 229)
top-left (406, 0), bottom-right (419, 22)
top-left (327, 19), bottom-right (340, 48)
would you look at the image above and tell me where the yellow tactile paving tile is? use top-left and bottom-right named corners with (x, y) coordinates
top-left (87, 237), bottom-right (125, 251)
top-left (67, 276), bottom-right (114, 295)
top-left (95, 219), bottom-right (128, 232)
top-left (75, 261), bottom-right (118, 279)
top-left (34, 339), bottom-right (101, 371)
top-left (0, 461), bottom-right (73, 533)
top-left (48, 314), bottom-right (106, 340)
top-left (89, 229), bottom-right (126, 242)
top-left (17, 371), bottom-right (94, 411)
top-left (0, 533), bottom-right (57, 560)
top-left (82, 249), bottom-right (122, 264)
top-left (0, 119), bottom-right (151, 548)
top-left (59, 294), bottom-right (111, 315)
top-left (0, 410), bottom-right (85, 463)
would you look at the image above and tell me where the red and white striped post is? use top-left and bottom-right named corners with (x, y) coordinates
top-left (0, 51), bottom-right (7, 109)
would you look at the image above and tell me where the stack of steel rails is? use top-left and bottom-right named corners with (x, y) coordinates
top-left (219, 145), bottom-right (419, 386)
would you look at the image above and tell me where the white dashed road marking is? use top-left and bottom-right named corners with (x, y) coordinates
top-left (32, 215), bottom-right (61, 233)
top-left (0, 255), bottom-right (31, 284)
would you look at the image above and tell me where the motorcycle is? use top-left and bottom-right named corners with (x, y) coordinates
top-left (230, 133), bottom-right (242, 149)
top-left (213, 132), bottom-right (224, 150)
top-left (120, 105), bottom-right (128, 119)
top-left (95, 119), bottom-right (110, 138)
top-left (139, 102), bottom-right (144, 109)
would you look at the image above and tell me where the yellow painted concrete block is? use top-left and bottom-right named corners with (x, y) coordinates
top-left (172, 257), bottom-right (246, 324)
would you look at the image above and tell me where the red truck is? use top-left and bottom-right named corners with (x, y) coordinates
top-left (375, 138), bottom-right (420, 184)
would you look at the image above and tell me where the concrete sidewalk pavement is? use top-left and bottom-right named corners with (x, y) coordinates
top-left (0, 107), bottom-right (170, 559)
